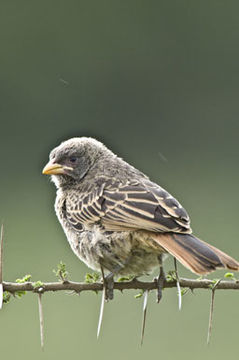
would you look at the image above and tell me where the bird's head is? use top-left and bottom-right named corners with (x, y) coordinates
top-left (42, 137), bottom-right (108, 187)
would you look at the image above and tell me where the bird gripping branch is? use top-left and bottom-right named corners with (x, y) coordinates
top-left (42, 137), bottom-right (239, 300)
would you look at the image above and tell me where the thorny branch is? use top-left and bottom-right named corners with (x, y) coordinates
top-left (3, 275), bottom-right (239, 345)
top-left (1, 228), bottom-right (238, 348)
top-left (3, 277), bottom-right (239, 294)
top-left (2, 275), bottom-right (239, 346)
top-left (1, 219), bottom-right (238, 346)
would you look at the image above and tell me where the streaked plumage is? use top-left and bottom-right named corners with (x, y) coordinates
top-left (43, 137), bottom-right (239, 279)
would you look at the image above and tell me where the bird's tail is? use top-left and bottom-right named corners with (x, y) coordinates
top-left (150, 233), bottom-right (239, 274)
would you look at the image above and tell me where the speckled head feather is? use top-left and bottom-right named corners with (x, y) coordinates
top-left (45, 137), bottom-right (144, 189)
top-left (46, 137), bottom-right (116, 188)
top-left (50, 137), bottom-right (110, 162)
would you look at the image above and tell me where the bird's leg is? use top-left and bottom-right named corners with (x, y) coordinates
top-left (155, 254), bottom-right (166, 303)
top-left (100, 264), bottom-right (111, 301)
top-left (104, 272), bottom-right (114, 301)
top-left (100, 263), bottom-right (123, 301)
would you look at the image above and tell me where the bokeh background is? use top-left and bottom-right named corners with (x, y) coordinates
top-left (1, 1), bottom-right (239, 359)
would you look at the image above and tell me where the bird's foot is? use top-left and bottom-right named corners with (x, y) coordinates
top-left (155, 265), bottom-right (166, 303)
top-left (100, 265), bottom-right (114, 301)
top-left (103, 272), bottom-right (114, 301)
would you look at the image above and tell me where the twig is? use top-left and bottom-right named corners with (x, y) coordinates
top-left (0, 225), bottom-right (3, 309)
top-left (38, 293), bottom-right (44, 350)
top-left (3, 277), bottom-right (239, 294)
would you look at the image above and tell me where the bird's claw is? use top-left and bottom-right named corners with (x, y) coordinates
top-left (102, 273), bottom-right (114, 301)
top-left (155, 266), bottom-right (166, 303)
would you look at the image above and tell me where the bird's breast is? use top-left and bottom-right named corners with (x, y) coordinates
top-left (66, 224), bottom-right (167, 276)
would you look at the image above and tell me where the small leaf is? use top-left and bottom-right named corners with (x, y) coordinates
top-left (3, 291), bottom-right (11, 304)
top-left (208, 279), bottom-right (220, 289)
top-left (15, 291), bottom-right (26, 298)
top-left (53, 262), bottom-right (69, 282)
top-left (224, 272), bottom-right (236, 280)
top-left (84, 272), bottom-right (100, 284)
top-left (16, 274), bottom-right (32, 283)
top-left (166, 270), bottom-right (177, 282)
top-left (180, 288), bottom-right (188, 296)
top-left (14, 275), bottom-right (31, 299)
top-left (117, 275), bottom-right (135, 282)
top-left (33, 281), bottom-right (44, 290)
top-left (135, 290), bottom-right (143, 299)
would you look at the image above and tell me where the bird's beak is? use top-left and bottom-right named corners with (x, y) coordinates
top-left (42, 161), bottom-right (72, 175)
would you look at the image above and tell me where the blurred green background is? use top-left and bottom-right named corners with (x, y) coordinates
top-left (1, 1), bottom-right (239, 359)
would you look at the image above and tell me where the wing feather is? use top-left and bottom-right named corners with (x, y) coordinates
top-left (65, 179), bottom-right (191, 234)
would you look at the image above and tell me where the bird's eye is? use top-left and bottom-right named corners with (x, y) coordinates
top-left (69, 156), bottom-right (77, 163)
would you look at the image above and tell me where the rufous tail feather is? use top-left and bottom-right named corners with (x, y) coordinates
top-left (150, 233), bottom-right (239, 275)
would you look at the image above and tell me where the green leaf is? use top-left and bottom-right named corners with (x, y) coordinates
top-left (134, 290), bottom-right (144, 299)
top-left (166, 270), bottom-right (177, 282)
top-left (3, 291), bottom-right (11, 304)
top-left (117, 275), bottom-right (135, 282)
top-left (208, 279), bottom-right (220, 289)
top-left (16, 274), bottom-right (32, 283)
top-left (15, 291), bottom-right (26, 298)
top-left (84, 272), bottom-right (100, 283)
top-left (33, 281), bottom-right (44, 289)
top-left (224, 272), bottom-right (236, 280)
top-left (14, 275), bottom-right (32, 298)
top-left (180, 288), bottom-right (188, 296)
top-left (53, 262), bottom-right (69, 281)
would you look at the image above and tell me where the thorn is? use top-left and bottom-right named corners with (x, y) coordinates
top-left (0, 224), bottom-right (4, 309)
top-left (176, 281), bottom-right (182, 311)
top-left (141, 290), bottom-right (149, 346)
top-left (174, 258), bottom-right (182, 310)
top-left (97, 287), bottom-right (105, 339)
top-left (97, 264), bottom-right (107, 339)
top-left (207, 279), bottom-right (221, 345)
top-left (38, 293), bottom-right (44, 350)
top-left (207, 289), bottom-right (215, 345)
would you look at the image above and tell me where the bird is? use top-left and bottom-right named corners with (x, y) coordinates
top-left (42, 137), bottom-right (239, 300)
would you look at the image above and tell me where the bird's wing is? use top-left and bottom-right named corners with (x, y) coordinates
top-left (66, 179), bottom-right (191, 234)
top-left (101, 180), bottom-right (191, 233)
